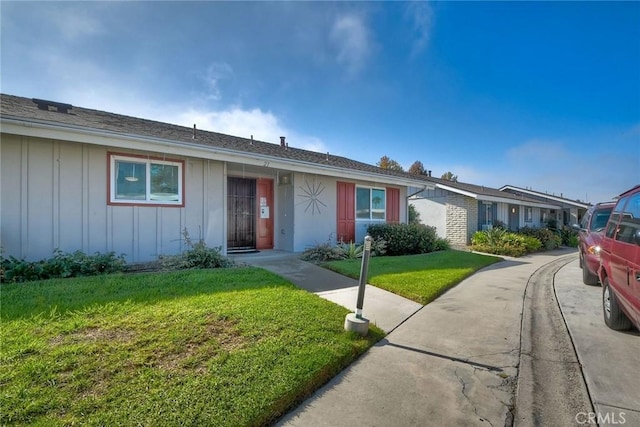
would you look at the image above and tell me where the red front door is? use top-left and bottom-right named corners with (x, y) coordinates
top-left (256, 178), bottom-right (274, 249)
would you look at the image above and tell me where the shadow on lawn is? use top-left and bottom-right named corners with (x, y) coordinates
top-left (1, 266), bottom-right (293, 321)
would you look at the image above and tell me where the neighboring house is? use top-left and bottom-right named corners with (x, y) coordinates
top-left (499, 185), bottom-right (590, 227)
top-left (409, 178), bottom-right (560, 247)
top-left (0, 94), bottom-right (436, 263)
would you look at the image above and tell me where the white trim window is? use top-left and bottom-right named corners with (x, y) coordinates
top-left (483, 202), bottom-right (493, 225)
top-left (525, 207), bottom-right (533, 223)
top-left (356, 187), bottom-right (386, 220)
top-left (109, 154), bottom-right (184, 205)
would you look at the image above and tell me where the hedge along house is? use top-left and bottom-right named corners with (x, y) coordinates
top-left (498, 185), bottom-right (590, 227)
top-left (409, 177), bottom-right (561, 247)
top-left (0, 94), bottom-right (435, 263)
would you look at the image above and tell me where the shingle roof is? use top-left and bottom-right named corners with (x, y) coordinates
top-left (499, 184), bottom-right (591, 208)
top-left (412, 175), bottom-right (562, 206)
top-left (0, 94), bottom-right (426, 184)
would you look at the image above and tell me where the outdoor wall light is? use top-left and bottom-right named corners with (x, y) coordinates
top-left (511, 207), bottom-right (516, 214)
top-left (279, 173), bottom-right (291, 185)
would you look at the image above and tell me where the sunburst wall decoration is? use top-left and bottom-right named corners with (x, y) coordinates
top-left (298, 179), bottom-right (327, 216)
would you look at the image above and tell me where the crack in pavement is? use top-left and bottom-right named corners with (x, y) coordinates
top-left (454, 367), bottom-right (496, 427)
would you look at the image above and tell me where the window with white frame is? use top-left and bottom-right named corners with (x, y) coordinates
top-left (525, 207), bottom-right (533, 222)
top-left (109, 154), bottom-right (184, 205)
top-left (484, 203), bottom-right (493, 225)
top-left (356, 187), bottom-right (386, 220)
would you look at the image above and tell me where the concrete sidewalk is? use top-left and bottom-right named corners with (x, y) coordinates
top-left (236, 249), bottom-right (577, 426)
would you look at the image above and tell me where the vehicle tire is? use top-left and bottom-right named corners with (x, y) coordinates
top-left (579, 251), bottom-right (583, 269)
top-left (602, 278), bottom-right (632, 330)
top-left (582, 259), bottom-right (599, 286)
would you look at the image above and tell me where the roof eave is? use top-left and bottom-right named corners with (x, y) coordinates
top-left (1, 116), bottom-right (435, 189)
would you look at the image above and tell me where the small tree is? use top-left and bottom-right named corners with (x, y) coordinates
top-left (408, 160), bottom-right (427, 175)
top-left (441, 171), bottom-right (458, 182)
top-left (377, 156), bottom-right (404, 172)
top-left (409, 204), bottom-right (421, 224)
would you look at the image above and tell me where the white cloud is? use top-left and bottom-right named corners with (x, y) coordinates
top-left (506, 139), bottom-right (569, 164)
top-left (173, 107), bottom-right (329, 153)
top-left (404, 1), bottom-right (433, 57)
top-left (330, 15), bottom-right (372, 76)
top-left (203, 62), bottom-right (233, 101)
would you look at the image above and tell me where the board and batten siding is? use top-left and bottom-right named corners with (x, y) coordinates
top-left (0, 134), bottom-right (225, 263)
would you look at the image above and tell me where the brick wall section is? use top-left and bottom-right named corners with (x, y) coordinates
top-left (445, 194), bottom-right (479, 246)
top-left (446, 194), bottom-right (468, 246)
top-left (466, 197), bottom-right (478, 244)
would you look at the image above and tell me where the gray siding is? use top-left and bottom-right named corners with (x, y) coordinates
top-left (1, 134), bottom-right (225, 263)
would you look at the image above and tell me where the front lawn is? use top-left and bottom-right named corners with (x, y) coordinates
top-left (1, 268), bottom-right (383, 426)
top-left (324, 250), bottom-right (501, 304)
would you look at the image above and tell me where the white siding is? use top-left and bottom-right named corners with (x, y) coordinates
top-left (410, 196), bottom-right (446, 238)
top-left (293, 173), bottom-right (337, 251)
top-left (292, 174), bottom-right (407, 251)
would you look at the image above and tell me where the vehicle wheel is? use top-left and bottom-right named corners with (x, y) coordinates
top-left (579, 251), bottom-right (583, 269)
top-left (602, 278), bottom-right (632, 330)
top-left (582, 260), bottom-right (599, 285)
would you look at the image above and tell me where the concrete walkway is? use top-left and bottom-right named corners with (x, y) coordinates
top-left (234, 249), bottom-right (578, 426)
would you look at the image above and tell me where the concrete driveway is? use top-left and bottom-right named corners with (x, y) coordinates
top-left (555, 260), bottom-right (640, 426)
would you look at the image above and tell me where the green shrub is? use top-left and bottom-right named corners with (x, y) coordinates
top-left (492, 220), bottom-right (507, 230)
top-left (471, 228), bottom-right (540, 257)
top-left (434, 238), bottom-right (451, 251)
top-left (519, 226), bottom-right (561, 250)
top-left (159, 229), bottom-right (234, 270)
top-left (300, 241), bottom-right (344, 262)
top-left (367, 223), bottom-right (447, 256)
top-left (1, 250), bottom-right (127, 283)
top-left (561, 228), bottom-right (579, 247)
top-left (370, 237), bottom-right (388, 256)
top-left (337, 241), bottom-right (364, 259)
top-left (408, 204), bottom-right (421, 225)
top-left (521, 235), bottom-right (543, 252)
top-left (301, 236), bottom-right (387, 263)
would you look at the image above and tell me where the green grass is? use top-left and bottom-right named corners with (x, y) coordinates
top-left (1, 268), bottom-right (383, 426)
top-left (324, 250), bottom-right (502, 305)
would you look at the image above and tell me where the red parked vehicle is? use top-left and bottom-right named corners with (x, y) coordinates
top-left (598, 185), bottom-right (640, 331)
top-left (573, 202), bottom-right (615, 285)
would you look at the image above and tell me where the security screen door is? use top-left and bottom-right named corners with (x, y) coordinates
top-left (227, 177), bottom-right (256, 250)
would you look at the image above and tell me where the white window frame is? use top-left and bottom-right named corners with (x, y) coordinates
top-left (356, 186), bottom-right (386, 221)
top-left (483, 202), bottom-right (493, 225)
top-left (109, 153), bottom-right (184, 206)
top-left (525, 207), bottom-right (533, 223)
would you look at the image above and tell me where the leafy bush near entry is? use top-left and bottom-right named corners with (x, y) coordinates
top-left (159, 229), bottom-right (234, 270)
top-left (367, 223), bottom-right (449, 256)
top-left (519, 226), bottom-right (561, 250)
top-left (566, 231), bottom-right (579, 247)
top-left (337, 241), bottom-right (363, 260)
top-left (300, 242), bottom-right (344, 263)
top-left (1, 249), bottom-right (127, 283)
top-left (560, 228), bottom-right (579, 247)
top-left (471, 227), bottom-right (543, 257)
top-left (300, 237), bottom-right (387, 263)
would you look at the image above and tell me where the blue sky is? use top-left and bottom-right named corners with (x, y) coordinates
top-left (2, 1), bottom-right (638, 203)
